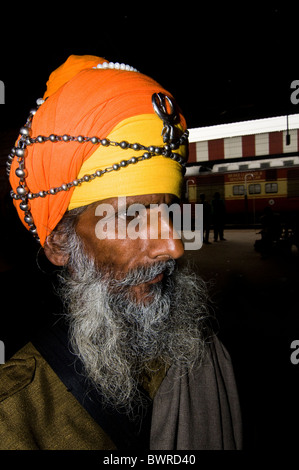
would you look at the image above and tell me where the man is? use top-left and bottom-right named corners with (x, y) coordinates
top-left (212, 192), bottom-right (226, 242)
top-left (0, 55), bottom-right (242, 450)
top-left (199, 193), bottom-right (212, 244)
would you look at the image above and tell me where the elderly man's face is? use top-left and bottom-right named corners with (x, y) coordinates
top-left (45, 192), bottom-right (208, 410)
top-left (73, 193), bottom-right (184, 302)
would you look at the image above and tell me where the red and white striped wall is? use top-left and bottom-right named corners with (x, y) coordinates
top-left (188, 114), bottom-right (299, 164)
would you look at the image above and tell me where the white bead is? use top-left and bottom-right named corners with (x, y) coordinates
top-left (102, 62), bottom-right (109, 69)
top-left (36, 98), bottom-right (44, 106)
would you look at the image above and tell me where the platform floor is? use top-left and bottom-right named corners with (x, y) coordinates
top-left (184, 229), bottom-right (299, 449)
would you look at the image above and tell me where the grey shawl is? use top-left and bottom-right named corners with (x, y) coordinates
top-left (150, 335), bottom-right (242, 450)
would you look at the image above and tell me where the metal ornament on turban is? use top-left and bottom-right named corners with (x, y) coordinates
top-left (7, 55), bottom-right (189, 246)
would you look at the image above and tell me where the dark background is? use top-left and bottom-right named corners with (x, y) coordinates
top-left (1, 4), bottom-right (299, 454)
top-left (1, 4), bottom-right (299, 131)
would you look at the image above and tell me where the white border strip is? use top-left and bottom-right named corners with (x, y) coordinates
top-left (188, 114), bottom-right (299, 143)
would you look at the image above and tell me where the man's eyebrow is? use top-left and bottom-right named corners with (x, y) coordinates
top-left (121, 202), bottom-right (176, 211)
top-left (123, 196), bottom-right (180, 209)
top-left (115, 201), bottom-right (149, 212)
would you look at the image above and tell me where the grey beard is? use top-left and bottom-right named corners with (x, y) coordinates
top-left (58, 235), bottom-right (211, 413)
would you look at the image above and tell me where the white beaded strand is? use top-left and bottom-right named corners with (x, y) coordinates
top-left (92, 61), bottom-right (138, 72)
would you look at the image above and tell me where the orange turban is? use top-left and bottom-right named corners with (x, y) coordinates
top-left (9, 55), bottom-right (188, 246)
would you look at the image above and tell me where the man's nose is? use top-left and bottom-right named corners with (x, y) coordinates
top-left (147, 210), bottom-right (184, 261)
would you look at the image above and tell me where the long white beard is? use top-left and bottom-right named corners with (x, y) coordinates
top-left (58, 233), bottom-right (211, 414)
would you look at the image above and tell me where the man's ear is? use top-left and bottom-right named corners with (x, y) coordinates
top-left (43, 231), bottom-right (69, 266)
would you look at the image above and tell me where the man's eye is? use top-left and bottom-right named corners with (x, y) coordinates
top-left (117, 210), bottom-right (137, 221)
top-left (118, 210), bottom-right (129, 220)
top-left (117, 210), bottom-right (146, 221)
top-left (116, 210), bottom-right (125, 220)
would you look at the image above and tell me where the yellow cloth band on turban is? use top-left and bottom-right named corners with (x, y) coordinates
top-left (68, 114), bottom-right (187, 210)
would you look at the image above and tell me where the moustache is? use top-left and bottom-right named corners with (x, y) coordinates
top-left (110, 259), bottom-right (177, 287)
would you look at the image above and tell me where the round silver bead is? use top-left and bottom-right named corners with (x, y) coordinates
top-left (132, 143), bottom-right (140, 151)
top-left (171, 153), bottom-right (181, 162)
top-left (120, 141), bottom-right (129, 149)
top-left (29, 226), bottom-right (37, 235)
top-left (15, 168), bottom-right (27, 178)
top-left (24, 214), bottom-right (34, 225)
top-left (15, 148), bottom-right (27, 158)
top-left (19, 202), bottom-right (29, 211)
top-left (170, 142), bottom-right (179, 150)
top-left (16, 186), bottom-right (28, 196)
top-left (20, 126), bottom-right (31, 136)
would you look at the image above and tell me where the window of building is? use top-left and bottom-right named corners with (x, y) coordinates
top-left (217, 166), bottom-right (228, 172)
top-left (265, 183), bottom-right (278, 193)
top-left (249, 183), bottom-right (261, 194)
top-left (233, 185), bottom-right (245, 195)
